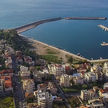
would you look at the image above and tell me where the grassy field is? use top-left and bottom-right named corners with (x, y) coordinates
top-left (0, 97), bottom-right (15, 108)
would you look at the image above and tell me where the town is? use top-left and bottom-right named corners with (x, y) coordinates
top-left (0, 30), bottom-right (108, 108)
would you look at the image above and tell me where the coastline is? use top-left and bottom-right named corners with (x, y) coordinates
top-left (19, 34), bottom-right (108, 63)
top-left (19, 34), bottom-right (90, 63)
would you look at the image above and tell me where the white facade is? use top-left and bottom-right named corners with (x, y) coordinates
top-left (22, 79), bottom-right (35, 93)
top-left (84, 72), bottom-right (96, 82)
top-left (60, 74), bottom-right (72, 87)
top-left (37, 90), bottom-right (52, 108)
top-left (20, 66), bottom-right (30, 77)
top-left (104, 82), bottom-right (108, 89)
top-left (48, 64), bottom-right (65, 76)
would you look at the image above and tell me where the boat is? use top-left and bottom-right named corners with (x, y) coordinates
top-left (101, 42), bottom-right (108, 46)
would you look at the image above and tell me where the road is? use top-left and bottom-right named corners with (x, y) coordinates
top-left (52, 76), bottom-right (72, 108)
top-left (11, 54), bottom-right (26, 108)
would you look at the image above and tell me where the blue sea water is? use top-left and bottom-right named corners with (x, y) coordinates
top-left (0, 0), bottom-right (108, 59)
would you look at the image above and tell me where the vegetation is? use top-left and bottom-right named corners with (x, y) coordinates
top-left (68, 96), bottom-right (81, 108)
top-left (46, 48), bottom-right (58, 54)
top-left (0, 57), bottom-right (6, 70)
top-left (63, 81), bottom-right (105, 93)
top-left (53, 101), bottom-right (66, 108)
top-left (0, 30), bottom-right (37, 60)
top-left (41, 54), bottom-right (62, 63)
top-left (0, 97), bottom-right (15, 108)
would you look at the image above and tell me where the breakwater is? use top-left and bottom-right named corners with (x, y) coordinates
top-left (14, 17), bottom-right (63, 33)
top-left (14, 17), bottom-right (107, 33)
top-left (64, 17), bottom-right (107, 20)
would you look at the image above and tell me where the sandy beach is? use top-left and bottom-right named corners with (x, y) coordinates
top-left (20, 34), bottom-right (90, 63)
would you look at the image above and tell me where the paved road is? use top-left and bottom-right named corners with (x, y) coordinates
top-left (11, 54), bottom-right (26, 108)
top-left (52, 76), bottom-right (72, 108)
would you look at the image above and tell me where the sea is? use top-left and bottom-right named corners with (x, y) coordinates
top-left (0, 0), bottom-right (108, 59)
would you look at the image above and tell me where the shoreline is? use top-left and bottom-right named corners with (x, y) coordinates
top-left (19, 34), bottom-right (108, 63)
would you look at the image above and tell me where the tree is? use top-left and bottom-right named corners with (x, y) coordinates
top-left (68, 57), bottom-right (73, 64)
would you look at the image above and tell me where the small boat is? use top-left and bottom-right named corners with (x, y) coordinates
top-left (101, 42), bottom-right (108, 46)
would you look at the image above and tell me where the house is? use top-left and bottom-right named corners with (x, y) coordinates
top-left (104, 82), bottom-right (108, 89)
top-left (73, 77), bottom-right (84, 85)
top-left (37, 90), bottom-right (53, 108)
top-left (84, 72), bottom-right (97, 82)
top-left (27, 103), bottom-right (40, 108)
top-left (22, 79), bottom-right (35, 94)
top-left (80, 90), bottom-right (90, 101)
top-left (0, 79), bottom-right (4, 92)
top-left (5, 57), bottom-right (12, 68)
top-left (20, 66), bottom-right (30, 78)
top-left (87, 99), bottom-right (104, 108)
top-left (37, 83), bottom-right (47, 92)
top-left (0, 69), bottom-right (13, 76)
top-left (24, 56), bottom-right (35, 66)
top-left (60, 74), bottom-right (72, 87)
top-left (99, 89), bottom-right (108, 101)
top-left (103, 62), bottom-right (108, 79)
top-left (47, 82), bottom-right (57, 95)
top-left (0, 76), bottom-right (13, 92)
top-left (48, 64), bottom-right (65, 76)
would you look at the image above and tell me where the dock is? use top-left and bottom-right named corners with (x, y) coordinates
top-left (98, 25), bottom-right (108, 31)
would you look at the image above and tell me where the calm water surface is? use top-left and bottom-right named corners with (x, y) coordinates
top-left (0, 0), bottom-right (108, 59)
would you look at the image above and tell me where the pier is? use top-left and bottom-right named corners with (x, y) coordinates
top-left (98, 25), bottom-right (108, 31)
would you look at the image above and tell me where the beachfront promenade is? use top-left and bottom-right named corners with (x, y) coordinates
top-left (14, 17), bottom-right (108, 63)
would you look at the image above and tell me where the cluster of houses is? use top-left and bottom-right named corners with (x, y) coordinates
top-left (1, 39), bottom-right (108, 108)
top-left (80, 82), bottom-right (108, 108)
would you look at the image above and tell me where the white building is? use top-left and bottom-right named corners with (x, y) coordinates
top-left (37, 90), bottom-right (53, 108)
top-left (80, 90), bottom-right (90, 101)
top-left (48, 64), bottom-right (65, 76)
top-left (104, 82), bottom-right (108, 89)
top-left (5, 57), bottom-right (12, 68)
top-left (20, 66), bottom-right (30, 77)
top-left (84, 72), bottom-right (96, 82)
top-left (60, 74), bottom-right (72, 87)
top-left (22, 79), bottom-right (35, 94)
top-left (103, 62), bottom-right (108, 79)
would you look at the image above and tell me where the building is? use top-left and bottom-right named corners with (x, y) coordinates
top-left (5, 57), bottom-right (12, 68)
top-left (20, 66), bottom-right (30, 78)
top-left (22, 79), bottom-right (35, 94)
top-left (37, 90), bottom-right (53, 108)
top-left (60, 74), bottom-right (72, 87)
top-left (73, 77), bottom-right (84, 85)
top-left (0, 79), bottom-right (4, 92)
top-left (87, 99), bottom-right (104, 108)
top-left (84, 72), bottom-right (96, 82)
top-left (47, 82), bottom-right (57, 95)
top-left (0, 69), bottom-right (13, 76)
top-left (0, 76), bottom-right (13, 92)
top-left (104, 82), bottom-right (108, 89)
top-left (99, 89), bottom-right (108, 101)
top-left (48, 64), bottom-right (65, 76)
top-left (103, 62), bottom-right (108, 79)
top-left (80, 90), bottom-right (90, 101)
top-left (24, 56), bottom-right (35, 66)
